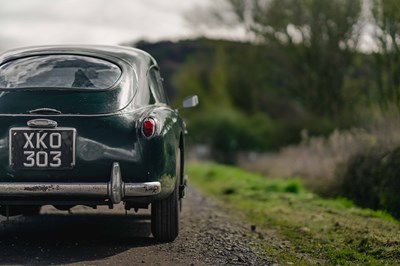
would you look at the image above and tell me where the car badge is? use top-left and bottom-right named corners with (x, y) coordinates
top-left (27, 119), bottom-right (58, 128)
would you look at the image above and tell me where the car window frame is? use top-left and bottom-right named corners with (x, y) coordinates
top-left (147, 65), bottom-right (169, 105)
top-left (0, 54), bottom-right (124, 91)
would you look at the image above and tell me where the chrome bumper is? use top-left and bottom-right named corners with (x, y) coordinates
top-left (0, 162), bottom-right (161, 204)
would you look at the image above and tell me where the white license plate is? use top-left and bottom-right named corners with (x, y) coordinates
top-left (9, 128), bottom-right (76, 170)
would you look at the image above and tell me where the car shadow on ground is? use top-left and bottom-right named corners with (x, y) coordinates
top-left (0, 212), bottom-right (160, 265)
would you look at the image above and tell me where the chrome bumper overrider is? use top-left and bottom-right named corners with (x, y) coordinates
top-left (0, 162), bottom-right (161, 204)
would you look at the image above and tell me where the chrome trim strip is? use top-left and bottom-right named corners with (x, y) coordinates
top-left (0, 183), bottom-right (108, 196)
top-left (0, 162), bottom-right (162, 204)
top-left (0, 181), bottom-right (161, 202)
top-left (0, 104), bottom-right (165, 118)
top-left (125, 182), bottom-right (162, 196)
top-left (29, 108), bottom-right (62, 115)
top-left (107, 162), bottom-right (161, 203)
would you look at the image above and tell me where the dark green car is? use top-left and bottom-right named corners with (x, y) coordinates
top-left (0, 45), bottom-right (198, 242)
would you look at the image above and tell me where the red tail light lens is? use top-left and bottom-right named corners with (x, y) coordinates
top-left (142, 118), bottom-right (156, 138)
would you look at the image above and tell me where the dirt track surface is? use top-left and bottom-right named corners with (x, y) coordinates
top-left (0, 187), bottom-right (271, 265)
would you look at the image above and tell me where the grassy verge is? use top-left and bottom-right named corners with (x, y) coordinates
top-left (188, 163), bottom-right (400, 265)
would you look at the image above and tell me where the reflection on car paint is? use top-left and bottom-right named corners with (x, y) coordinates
top-left (77, 136), bottom-right (140, 162)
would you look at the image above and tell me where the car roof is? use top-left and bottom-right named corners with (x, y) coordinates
top-left (0, 45), bottom-right (157, 68)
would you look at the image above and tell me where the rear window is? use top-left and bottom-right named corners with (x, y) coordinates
top-left (0, 55), bottom-right (122, 89)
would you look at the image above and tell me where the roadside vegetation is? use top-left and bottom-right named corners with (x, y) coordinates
top-left (132, 0), bottom-right (400, 252)
top-left (240, 111), bottom-right (400, 219)
top-left (188, 163), bottom-right (400, 265)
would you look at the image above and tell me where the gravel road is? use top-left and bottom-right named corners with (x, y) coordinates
top-left (0, 187), bottom-right (272, 265)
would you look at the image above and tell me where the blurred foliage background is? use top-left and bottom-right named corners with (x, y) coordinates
top-left (129, 0), bottom-right (400, 218)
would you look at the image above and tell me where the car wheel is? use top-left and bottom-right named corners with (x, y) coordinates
top-left (151, 149), bottom-right (180, 242)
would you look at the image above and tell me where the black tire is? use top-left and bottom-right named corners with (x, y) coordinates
top-left (151, 150), bottom-right (180, 242)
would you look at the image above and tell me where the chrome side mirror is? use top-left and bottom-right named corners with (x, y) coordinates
top-left (182, 95), bottom-right (199, 108)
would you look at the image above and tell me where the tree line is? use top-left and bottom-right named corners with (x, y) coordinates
top-left (186, 0), bottom-right (400, 112)
top-left (136, 0), bottom-right (400, 163)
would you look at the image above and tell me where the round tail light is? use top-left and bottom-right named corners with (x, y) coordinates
top-left (142, 118), bottom-right (156, 138)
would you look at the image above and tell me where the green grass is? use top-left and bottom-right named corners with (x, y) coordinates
top-left (188, 163), bottom-right (400, 265)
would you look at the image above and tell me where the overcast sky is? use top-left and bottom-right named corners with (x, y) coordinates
top-left (0, 0), bottom-right (215, 52)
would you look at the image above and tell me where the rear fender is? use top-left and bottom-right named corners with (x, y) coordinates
top-left (137, 107), bottom-right (182, 197)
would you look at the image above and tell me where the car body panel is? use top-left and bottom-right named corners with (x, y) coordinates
top-left (0, 45), bottom-right (185, 206)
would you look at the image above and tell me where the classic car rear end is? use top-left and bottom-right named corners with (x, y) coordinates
top-left (0, 45), bottom-right (197, 242)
